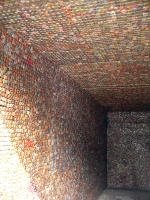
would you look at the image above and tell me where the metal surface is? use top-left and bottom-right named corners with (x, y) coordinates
top-left (0, 0), bottom-right (150, 110)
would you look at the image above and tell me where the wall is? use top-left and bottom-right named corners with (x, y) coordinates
top-left (107, 112), bottom-right (150, 191)
top-left (0, 29), bottom-right (107, 200)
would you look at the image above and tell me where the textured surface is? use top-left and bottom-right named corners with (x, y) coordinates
top-left (107, 112), bottom-right (150, 191)
top-left (0, 30), bottom-right (107, 200)
top-left (98, 189), bottom-right (150, 200)
top-left (0, 0), bottom-right (150, 111)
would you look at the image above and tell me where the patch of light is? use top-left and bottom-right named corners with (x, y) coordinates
top-left (0, 119), bottom-right (40, 200)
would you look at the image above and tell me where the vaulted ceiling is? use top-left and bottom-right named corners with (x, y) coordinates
top-left (0, 0), bottom-right (150, 111)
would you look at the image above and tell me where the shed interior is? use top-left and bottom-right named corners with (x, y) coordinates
top-left (0, 0), bottom-right (150, 200)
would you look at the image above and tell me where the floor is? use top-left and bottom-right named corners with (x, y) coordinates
top-left (98, 189), bottom-right (150, 200)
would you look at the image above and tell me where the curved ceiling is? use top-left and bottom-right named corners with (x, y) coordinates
top-left (0, 0), bottom-right (150, 111)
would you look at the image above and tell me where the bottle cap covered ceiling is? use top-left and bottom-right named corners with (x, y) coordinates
top-left (0, 0), bottom-right (150, 111)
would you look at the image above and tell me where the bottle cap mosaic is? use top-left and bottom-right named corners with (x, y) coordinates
top-left (0, 0), bottom-right (150, 110)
